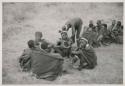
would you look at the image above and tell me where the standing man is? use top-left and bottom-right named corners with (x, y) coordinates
top-left (62, 17), bottom-right (83, 47)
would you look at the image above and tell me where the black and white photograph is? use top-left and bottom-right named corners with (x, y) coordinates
top-left (2, 0), bottom-right (124, 84)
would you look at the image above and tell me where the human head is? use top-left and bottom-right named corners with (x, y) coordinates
top-left (97, 20), bottom-right (101, 26)
top-left (62, 24), bottom-right (71, 31)
top-left (35, 31), bottom-right (43, 41)
top-left (27, 40), bottom-right (35, 49)
top-left (61, 31), bottom-right (68, 40)
top-left (117, 21), bottom-right (121, 26)
top-left (67, 24), bottom-right (71, 29)
top-left (62, 25), bottom-right (67, 31)
top-left (89, 20), bottom-right (94, 27)
top-left (79, 37), bottom-right (88, 48)
top-left (112, 20), bottom-right (116, 25)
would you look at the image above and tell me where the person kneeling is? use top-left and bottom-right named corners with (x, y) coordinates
top-left (71, 37), bottom-right (97, 71)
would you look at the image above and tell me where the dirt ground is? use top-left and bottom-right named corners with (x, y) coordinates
top-left (2, 2), bottom-right (123, 84)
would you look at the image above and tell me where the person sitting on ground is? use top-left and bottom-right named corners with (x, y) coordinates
top-left (34, 31), bottom-right (53, 52)
top-left (112, 21), bottom-right (123, 34)
top-left (54, 30), bottom-right (73, 58)
top-left (71, 37), bottom-right (97, 70)
top-left (108, 20), bottom-right (116, 32)
top-left (19, 40), bottom-right (64, 81)
top-left (95, 20), bottom-right (102, 33)
top-left (110, 21), bottom-right (123, 44)
top-left (88, 20), bottom-right (96, 32)
top-left (95, 20), bottom-right (110, 47)
top-left (82, 25), bottom-right (99, 48)
top-left (97, 23), bottom-right (110, 46)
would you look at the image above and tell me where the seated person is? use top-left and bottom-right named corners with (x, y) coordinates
top-left (110, 21), bottom-right (123, 44)
top-left (82, 26), bottom-right (99, 48)
top-left (71, 37), bottom-right (97, 70)
top-left (97, 24), bottom-right (110, 46)
top-left (34, 31), bottom-right (53, 52)
top-left (19, 40), bottom-right (64, 81)
top-left (108, 20), bottom-right (116, 32)
top-left (19, 40), bottom-right (33, 72)
top-left (96, 20), bottom-right (102, 33)
top-left (88, 20), bottom-right (96, 32)
top-left (82, 20), bottom-right (95, 35)
top-left (54, 30), bottom-right (73, 58)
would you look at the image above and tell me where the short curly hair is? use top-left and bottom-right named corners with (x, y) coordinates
top-left (27, 40), bottom-right (35, 49)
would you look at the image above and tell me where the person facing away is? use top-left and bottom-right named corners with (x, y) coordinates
top-left (19, 40), bottom-right (64, 81)
top-left (62, 17), bottom-right (83, 47)
top-left (71, 37), bottom-right (97, 71)
top-left (34, 31), bottom-right (53, 52)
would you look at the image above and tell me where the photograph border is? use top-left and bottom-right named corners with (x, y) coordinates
top-left (0, 0), bottom-right (124, 86)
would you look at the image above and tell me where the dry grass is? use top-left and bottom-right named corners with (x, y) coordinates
top-left (2, 2), bottom-right (123, 84)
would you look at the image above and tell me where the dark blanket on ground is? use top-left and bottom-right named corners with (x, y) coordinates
top-left (19, 48), bottom-right (63, 81)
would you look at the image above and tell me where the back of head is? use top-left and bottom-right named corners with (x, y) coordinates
top-left (102, 24), bottom-right (107, 28)
top-left (62, 25), bottom-right (67, 31)
top-left (117, 21), bottom-right (121, 26)
top-left (97, 20), bottom-right (101, 25)
top-left (28, 40), bottom-right (35, 49)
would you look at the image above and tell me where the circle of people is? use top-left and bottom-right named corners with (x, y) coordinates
top-left (19, 17), bottom-right (123, 81)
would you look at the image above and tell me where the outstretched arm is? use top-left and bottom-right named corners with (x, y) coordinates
top-left (71, 26), bottom-right (76, 36)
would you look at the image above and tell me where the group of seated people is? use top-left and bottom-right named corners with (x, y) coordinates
top-left (19, 17), bottom-right (123, 81)
top-left (83, 20), bottom-right (123, 48)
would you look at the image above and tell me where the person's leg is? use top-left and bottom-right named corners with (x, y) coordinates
top-left (76, 24), bottom-right (82, 47)
top-left (77, 55), bottom-right (87, 71)
top-left (67, 47), bottom-right (71, 58)
top-left (71, 28), bottom-right (76, 43)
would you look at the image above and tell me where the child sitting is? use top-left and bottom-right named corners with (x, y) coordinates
top-left (54, 30), bottom-right (73, 58)
top-left (71, 37), bottom-right (97, 70)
